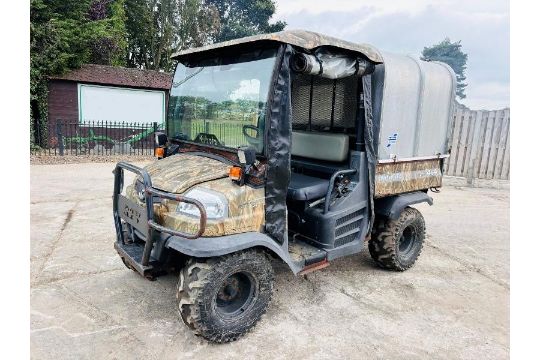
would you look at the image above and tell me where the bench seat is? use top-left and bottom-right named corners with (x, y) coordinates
top-left (287, 131), bottom-right (349, 202)
top-left (287, 173), bottom-right (330, 201)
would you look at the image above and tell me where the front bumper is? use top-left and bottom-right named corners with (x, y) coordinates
top-left (113, 161), bottom-right (207, 275)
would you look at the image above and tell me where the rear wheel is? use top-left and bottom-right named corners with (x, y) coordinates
top-left (176, 250), bottom-right (274, 343)
top-left (369, 207), bottom-right (425, 271)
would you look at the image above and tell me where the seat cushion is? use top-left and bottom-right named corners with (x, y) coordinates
top-left (287, 173), bottom-right (330, 201)
top-left (291, 131), bottom-right (349, 162)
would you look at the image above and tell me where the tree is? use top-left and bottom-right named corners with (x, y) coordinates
top-left (123, 0), bottom-right (285, 70)
top-left (30, 0), bottom-right (127, 145)
top-left (421, 38), bottom-right (468, 99)
top-left (87, 0), bottom-right (128, 66)
top-left (124, 0), bottom-right (220, 71)
top-left (205, 0), bottom-right (286, 42)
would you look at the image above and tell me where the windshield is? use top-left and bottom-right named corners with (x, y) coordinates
top-left (167, 48), bottom-right (277, 153)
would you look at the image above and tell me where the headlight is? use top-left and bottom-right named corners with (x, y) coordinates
top-left (176, 187), bottom-right (229, 220)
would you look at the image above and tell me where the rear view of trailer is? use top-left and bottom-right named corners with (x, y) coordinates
top-left (370, 52), bottom-right (457, 197)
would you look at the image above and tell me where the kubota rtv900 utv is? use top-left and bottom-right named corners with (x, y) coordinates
top-left (113, 30), bottom-right (456, 343)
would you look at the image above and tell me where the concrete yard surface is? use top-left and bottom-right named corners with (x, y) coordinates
top-left (30, 162), bottom-right (509, 359)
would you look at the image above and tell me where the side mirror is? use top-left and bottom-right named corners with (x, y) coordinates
top-left (155, 132), bottom-right (167, 147)
top-left (237, 146), bottom-right (257, 165)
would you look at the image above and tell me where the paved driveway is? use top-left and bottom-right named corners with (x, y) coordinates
top-left (30, 162), bottom-right (509, 359)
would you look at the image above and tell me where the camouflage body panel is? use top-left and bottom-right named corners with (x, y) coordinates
top-left (172, 30), bottom-right (383, 63)
top-left (177, 142), bottom-right (267, 187)
top-left (126, 175), bottom-right (265, 237)
top-left (141, 153), bottom-right (229, 193)
top-left (375, 159), bottom-right (442, 198)
top-left (159, 178), bottom-right (265, 237)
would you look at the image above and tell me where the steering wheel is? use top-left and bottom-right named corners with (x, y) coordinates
top-left (242, 125), bottom-right (262, 149)
top-left (194, 132), bottom-right (221, 146)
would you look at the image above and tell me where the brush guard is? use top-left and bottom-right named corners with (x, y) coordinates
top-left (113, 162), bottom-right (207, 275)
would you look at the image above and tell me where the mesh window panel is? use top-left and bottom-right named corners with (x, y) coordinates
top-left (292, 74), bottom-right (312, 128)
top-left (334, 76), bottom-right (358, 128)
top-left (291, 73), bottom-right (359, 131)
top-left (311, 77), bottom-right (334, 128)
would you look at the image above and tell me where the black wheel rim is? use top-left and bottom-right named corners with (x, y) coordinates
top-left (215, 271), bottom-right (256, 319)
top-left (398, 225), bottom-right (417, 259)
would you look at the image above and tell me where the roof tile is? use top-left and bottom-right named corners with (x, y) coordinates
top-left (50, 64), bottom-right (172, 90)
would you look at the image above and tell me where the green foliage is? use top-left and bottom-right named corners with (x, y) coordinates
top-left (30, 0), bottom-right (128, 145)
top-left (124, 0), bottom-right (285, 71)
top-left (87, 0), bottom-right (128, 66)
top-left (125, 0), bottom-right (220, 71)
top-left (421, 38), bottom-right (468, 99)
top-left (206, 0), bottom-right (286, 42)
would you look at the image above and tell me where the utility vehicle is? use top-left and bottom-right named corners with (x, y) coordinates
top-left (113, 30), bottom-right (456, 343)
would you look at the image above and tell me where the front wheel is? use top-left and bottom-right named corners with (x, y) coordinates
top-left (176, 250), bottom-right (274, 343)
top-left (369, 207), bottom-right (425, 271)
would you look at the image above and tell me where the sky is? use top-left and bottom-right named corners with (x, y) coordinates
top-left (273, 0), bottom-right (509, 110)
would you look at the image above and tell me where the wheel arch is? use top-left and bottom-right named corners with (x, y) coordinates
top-left (165, 232), bottom-right (302, 274)
top-left (374, 191), bottom-right (433, 220)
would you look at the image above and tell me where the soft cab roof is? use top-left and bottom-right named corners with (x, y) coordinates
top-left (172, 30), bottom-right (384, 63)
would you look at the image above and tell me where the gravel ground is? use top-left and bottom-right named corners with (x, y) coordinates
top-left (30, 154), bottom-right (155, 165)
top-left (30, 161), bottom-right (509, 360)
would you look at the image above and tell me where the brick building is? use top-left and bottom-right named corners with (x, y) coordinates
top-left (48, 64), bottom-right (172, 127)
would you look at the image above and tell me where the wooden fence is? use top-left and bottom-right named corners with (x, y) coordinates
top-left (444, 104), bottom-right (510, 181)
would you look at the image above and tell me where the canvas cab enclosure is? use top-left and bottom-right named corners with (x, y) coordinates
top-left (167, 29), bottom-right (456, 245)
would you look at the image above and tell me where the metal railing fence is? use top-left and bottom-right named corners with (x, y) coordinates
top-left (31, 120), bottom-right (161, 156)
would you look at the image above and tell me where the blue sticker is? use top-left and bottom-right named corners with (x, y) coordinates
top-left (386, 133), bottom-right (398, 148)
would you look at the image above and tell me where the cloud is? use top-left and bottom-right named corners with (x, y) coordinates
top-left (274, 0), bottom-right (509, 109)
top-left (275, 0), bottom-right (508, 19)
top-left (275, 0), bottom-right (448, 17)
top-left (462, 82), bottom-right (510, 110)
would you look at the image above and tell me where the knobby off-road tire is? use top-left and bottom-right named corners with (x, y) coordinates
top-left (176, 250), bottom-right (274, 343)
top-left (369, 207), bottom-right (425, 271)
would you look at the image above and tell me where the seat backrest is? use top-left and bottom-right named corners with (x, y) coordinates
top-left (291, 131), bottom-right (349, 162)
